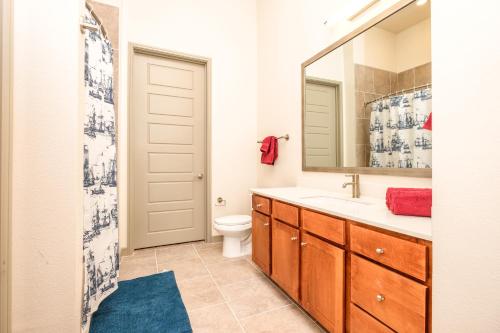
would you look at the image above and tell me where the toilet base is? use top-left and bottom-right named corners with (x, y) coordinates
top-left (222, 235), bottom-right (251, 258)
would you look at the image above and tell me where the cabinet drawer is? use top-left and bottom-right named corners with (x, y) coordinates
top-left (351, 255), bottom-right (427, 333)
top-left (302, 209), bottom-right (345, 245)
top-left (350, 224), bottom-right (428, 281)
top-left (350, 304), bottom-right (395, 333)
top-left (252, 195), bottom-right (271, 215)
top-left (272, 200), bottom-right (299, 227)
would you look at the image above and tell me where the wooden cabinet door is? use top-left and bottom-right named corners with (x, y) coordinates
top-left (271, 219), bottom-right (300, 301)
top-left (301, 232), bottom-right (345, 333)
top-left (252, 210), bottom-right (271, 275)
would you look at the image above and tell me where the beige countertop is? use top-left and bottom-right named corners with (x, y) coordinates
top-left (250, 187), bottom-right (432, 241)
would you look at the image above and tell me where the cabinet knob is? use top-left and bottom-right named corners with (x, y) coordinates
top-left (263, 223), bottom-right (269, 226)
top-left (291, 236), bottom-right (298, 241)
top-left (301, 242), bottom-right (307, 247)
top-left (375, 248), bottom-right (384, 255)
top-left (256, 203), bottom-right (263, 208)
top-left (376, 294), bottom-right (385, 302)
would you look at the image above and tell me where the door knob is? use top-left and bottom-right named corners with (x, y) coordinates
top-left (291, 236), bottom-right (298, 241)
top-left (197, 173), bottom-right (204, 180)
top-left (375, 248), bottom-right (384, 255)
top-left (376, 294), bottom-right (385, 302)
top-left (301, 242), bottom-right (307, 247)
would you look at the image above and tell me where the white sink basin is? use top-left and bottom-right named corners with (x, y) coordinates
top-left (299, 195), bottom-right (373, 207)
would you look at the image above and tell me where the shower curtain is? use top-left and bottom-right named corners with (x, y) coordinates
top-left (369, 88), bottom-right (432, 168)
top-left (81, 8), bottom-right (119, 332)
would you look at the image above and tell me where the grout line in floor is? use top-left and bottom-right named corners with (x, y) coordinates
top-left (238, 303), bottom-right (294, 321)
top-left (192, 243), bottom-right (247, 332)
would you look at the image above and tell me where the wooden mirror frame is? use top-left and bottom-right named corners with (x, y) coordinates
top-left (301, 0), bottom-right (431, 178)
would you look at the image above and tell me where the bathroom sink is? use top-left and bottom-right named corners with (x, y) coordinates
top-left (299, 195), bottom-right (373, 208)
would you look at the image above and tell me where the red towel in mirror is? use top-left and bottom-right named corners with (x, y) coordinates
top-left (260, 136), bottom-right (278, 165)
top-left (423, 112), bottom-right (432, 130)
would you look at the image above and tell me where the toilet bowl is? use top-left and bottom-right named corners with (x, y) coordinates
top-left (213, 215), bottom-right (252, 258)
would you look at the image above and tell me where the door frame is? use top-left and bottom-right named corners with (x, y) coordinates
top-left (126, 43), bottom-right (213, 253)
top-left (0, 0), bottom-right (13, 331)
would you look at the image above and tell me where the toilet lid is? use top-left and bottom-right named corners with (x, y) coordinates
top-left (214, 215), bottom-right (251, 226)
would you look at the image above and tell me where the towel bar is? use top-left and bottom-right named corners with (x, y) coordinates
top-left (257, 134), bottom-right (289, 143)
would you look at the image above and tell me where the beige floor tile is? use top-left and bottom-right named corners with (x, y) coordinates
top-left (241, 304), bottom-right (323, 333)
top-left (222, 277), bottom-right (290, 319)
top-left (188, 303), bottom-right (243, 333)
top-left (118, 261), bottom-right (157, 281)
top-left (177, 276), bottom-right (225, 311)
top-left (195, 242), bottom-right (234, 265)
top-left (120, 252), bottom-right (156, 266)
top-left (206, 259), bottom-right (262, 286)
top-left (158, 257), bottom-right (209, 281)
top-left (156, 243), bottom-right (197, 264)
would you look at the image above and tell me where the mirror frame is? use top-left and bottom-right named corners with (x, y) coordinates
top-left (301, 0), bottom-right (431, 178)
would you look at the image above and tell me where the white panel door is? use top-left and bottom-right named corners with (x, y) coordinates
top-left (131, 52), bottom-right (206, 249)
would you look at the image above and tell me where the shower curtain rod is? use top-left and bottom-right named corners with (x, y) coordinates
top-left (364, 82), bottom-right (432, 107)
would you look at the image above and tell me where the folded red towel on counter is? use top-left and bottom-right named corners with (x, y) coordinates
top-left (260, 136), bottom-right (278, 165)
top-left (386, 188), bottom-right (432, 217)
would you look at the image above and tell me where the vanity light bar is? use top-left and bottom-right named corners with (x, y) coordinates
top-left (348, 0), bottom-right (380, 21)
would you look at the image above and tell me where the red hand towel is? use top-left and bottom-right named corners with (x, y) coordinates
top-left (423, 112), bottom-right (432, 130)
top-left (260, 136), bottom-right (278, 165)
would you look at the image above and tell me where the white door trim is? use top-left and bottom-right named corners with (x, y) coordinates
top-left (126, 43), bottom-right (213, 254)
top-left (0, 0), bottom-right (13, 331)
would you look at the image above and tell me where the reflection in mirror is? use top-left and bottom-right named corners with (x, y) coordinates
top-left (303, 1), bottom-right (431, 172)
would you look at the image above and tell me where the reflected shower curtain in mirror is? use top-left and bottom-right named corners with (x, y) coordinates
top-left (81, 8), bottom-right (119, 332)
top-left (369, 88), bottom-right (432, 168)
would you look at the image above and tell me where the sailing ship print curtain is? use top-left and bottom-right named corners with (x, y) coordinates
top-left (81, 8), bottom-right (119, 332)
top-left (369, 88), bottom-right (432, 168)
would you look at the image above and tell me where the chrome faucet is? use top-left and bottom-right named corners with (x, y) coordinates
top-left (342, 174), bottom-right (360, 198)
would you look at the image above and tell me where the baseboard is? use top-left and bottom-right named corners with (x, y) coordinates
top-left (209, 235), bottom-right (223, 243)
top-left (120, 247), bottom-right (133, 257)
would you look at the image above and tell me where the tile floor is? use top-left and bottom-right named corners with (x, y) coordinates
top-left (120, 241), bottom-right (325, 333)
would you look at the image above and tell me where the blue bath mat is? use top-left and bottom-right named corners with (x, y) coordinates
top-left (90, 271), bottom-right (192, 333)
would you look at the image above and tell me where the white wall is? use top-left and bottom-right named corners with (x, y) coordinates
top-left (432, 0), bottom-right (500, 331)
top-left (353, 27), bottom-right (397, 72)
top-left (11, 0), bottom-right (83, 331)
top-left (119, 0), bottom-right (258, 244)
top-left (396, 18), bottom-right (431, 72)
top-left (256, 0), bottom-right (431, 198)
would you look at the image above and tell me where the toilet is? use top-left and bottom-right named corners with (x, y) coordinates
top-left (213, 215), bottom-right (252, 258)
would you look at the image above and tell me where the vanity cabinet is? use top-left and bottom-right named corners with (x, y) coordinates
top-left (251, 210), bottom-right (271, 275)
top-left (301, 232), bottom-right (344, 333)
top-left (271, 218), bottom-right (300, 301)
top-left (251, 194), bottom-right (432, 333)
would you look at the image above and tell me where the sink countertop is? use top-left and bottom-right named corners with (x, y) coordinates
top-left (250, 187), bottom-right (432, 241)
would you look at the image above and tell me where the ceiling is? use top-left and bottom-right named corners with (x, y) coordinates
top-left (376, 1), bottom-right (431, 33)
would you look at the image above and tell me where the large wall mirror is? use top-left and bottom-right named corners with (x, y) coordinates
top-left (302, 0), bottom-right (431, 177)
